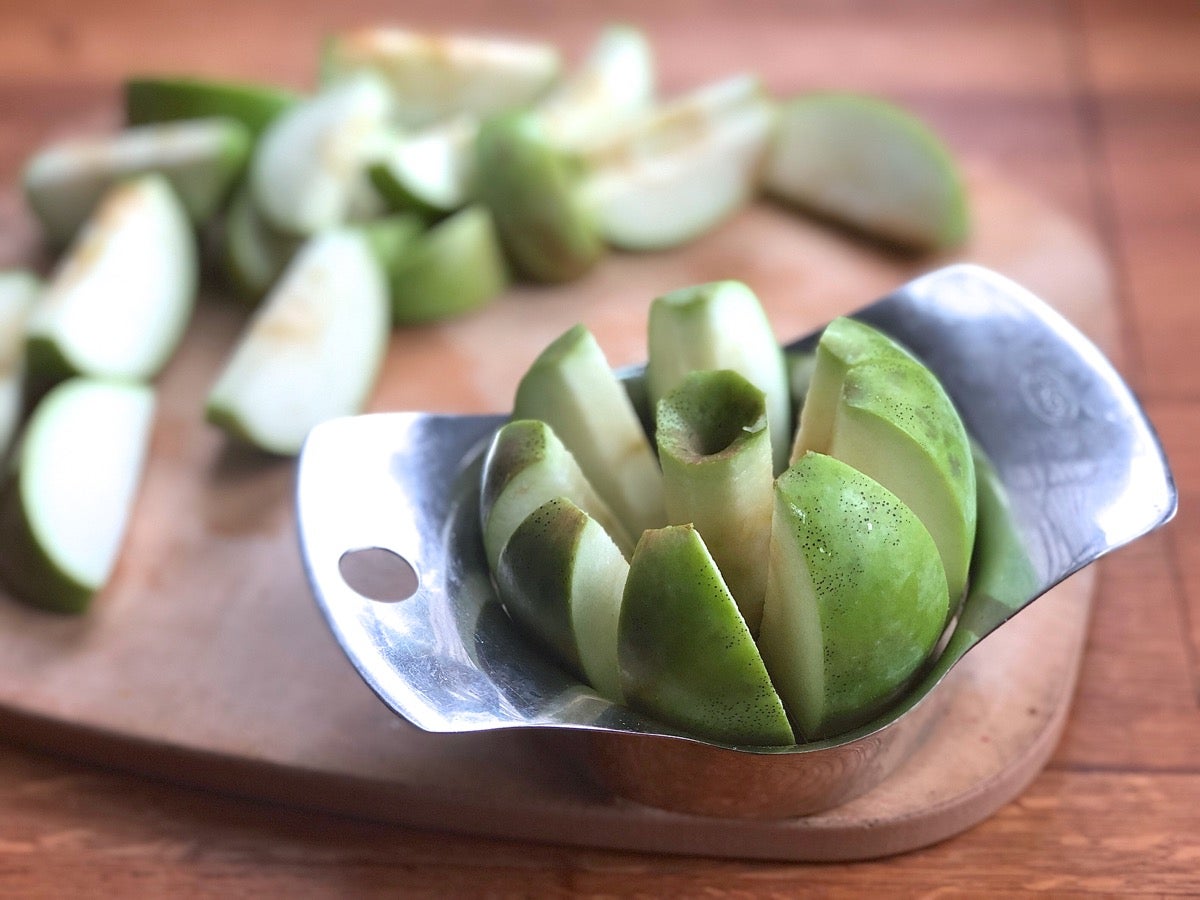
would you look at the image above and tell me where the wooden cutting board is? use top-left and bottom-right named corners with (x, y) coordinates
top-left (0, 164), bottom-right (1114, 861)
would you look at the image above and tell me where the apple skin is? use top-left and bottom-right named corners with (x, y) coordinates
top-left (619, 524), bottom-right (795, 748)
top-left (473, 113), bottom-right (606, 283)
top-left (656, 369), bottom-right (773, 635)
top-left (794, 316), bottom-right (976, 606)
top-left (493, 496), bottom-right (628, 702)
top-left (757, 452), bottom-right (949, 741)
top-left (479, 417), bottom-right (634, 572)
top-left (125, 76), bottom-right (298, 137)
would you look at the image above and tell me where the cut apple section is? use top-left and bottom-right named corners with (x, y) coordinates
top-left (205, 228), bottom-right (389, 456)
top-left (0, 270), bottom-right (41, 458)
top-left (220, 185), bottom-right (303, 303)
top-left (0, 378), bottom-right (155, 613)
top-left (473, 112), bottom-right (605, 283)
top-left (656, 369), bottom-right (773, 634)
top-left (534, 24), bottom-right (655, 150)
top-left (512, 324), bottom-right (664, 538)
top-left (757, 452), bottom-right (949, 740)
top-left (23, 117), bottom-right (250, 245)
top-left (793, 316), bottom-right (976, 604)
top-left (762, 93), bottom-right (968, 252)
top-left (578, 74), bottom-right (773, 251)
top-left (494, 496), bottom-right (629, 702)
top-left (646, 280), bottom-right (791, 473)
top-left (249, 75), bottom-right (393, 235)
top-left (125, 76), bottom-right (298, 137)
top-left (369, 115), bottom-right (477, 216)
top-left (25, 174), bottom-right (196, 388)
top-left (479, 418), bottom-right (634, 571)
top-left (321, 28), bottom-right (560, 130)
top-left (388, 205), bottom-right (509, 325)
top-left (619, 524), bottom-right (794, 747)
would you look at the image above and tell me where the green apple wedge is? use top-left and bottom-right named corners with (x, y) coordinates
top-left (205, 228), bottom-right (389, 456)
top-left (0, 378), bottom-right (155, 613)
top-left (792, 316), bottom-right (976, 605)
top-left (23, 117), bottom-right (251, 246)
top-left (0, 271), bottom-right (41, 458)
top-left (249, 74), bottom-right (392, 236)
top-left (369, 115), bottom-right (478, 217)
top-left (473, 112), bottom-right (606, 283)
top-left (645, 280), bottom-right (791, 473)
top-left (762, 93), bottom-right (968, 252)
top-left (321, 27), bottom-right (560, 130)
top-left (656, 369), bottom-right (773, 635)
top-left (579, 74), bottom-right (775, 251)
top-left (619, 524), bottom-right (794, 747)
top-left (25, 174), bottom-right (196, 391)
top-left (480, 418), bottom-right (635, 571)
top-left (757, 452), bottom-right (949, 741)
top-left (387, 205), bottom-right (509, 325)
top-left (533, 24), bottom-right (655, 150)
top-left (125, 76), bottom-right (298, 137)
top-left (220, 185), bottom-right (304, 303)
top-left (494, 496), bottom-right (629, 702)
top-left (512, 324), bottom-right (664, 538)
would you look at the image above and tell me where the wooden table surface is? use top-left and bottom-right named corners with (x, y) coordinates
top-left (1, 0), bottom-right (1197, 894)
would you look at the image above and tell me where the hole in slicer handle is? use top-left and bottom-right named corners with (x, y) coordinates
top-left (338, 547), bottom-right (419, 603)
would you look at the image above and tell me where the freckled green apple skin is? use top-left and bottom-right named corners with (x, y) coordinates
top-left (479, 418), bottom-right (634, 572)
top-left (618, 524), bottom-right (795, 748)
top-left (512, 324), bottom-right (664, 538)
top-left (794, 316), bottom-right (976, 605)
top-left (493, 496), bottom-right (628, 702)
top-left (473, 113), bottom-right (605, 283)
top-left (656, 369), bottom-right (773, 635)
top-left (757, 452), bottom-right (949, 741)
top-left (646, 280), bottom-right (791, 473)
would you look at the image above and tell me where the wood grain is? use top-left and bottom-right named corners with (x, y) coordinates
top-left (0, 0), bottom-right (1197, 893)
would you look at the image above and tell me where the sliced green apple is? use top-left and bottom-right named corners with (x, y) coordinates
top-left (369, 115), bottom-right (478, 216)
top-left (793, 316), bottom-right (976, 604)
top-left (473, 112), bottom-right (605, 283)
top-left (388, 205), bottom-right (509, 325)
top-left (125, 76), bottom-right (298, 137)
top-left (23, 118), bottom-right (251, 245)
top-left (762, 93), bottom-right (968, 252)
top-left (25, 174), bottom-right (196, 388)
top-left (321, 28), bottom-right (560, 129)
top-left (0, 378), bottom-right (155, 613)
top-left (619, 524), bottom-right (794, 747)
top-left (533, 24), bottom-right (655, 150)
top-left (656, 370), bottom-right (773, 635)
top-left (512, 324), bottom-right (664, 537)
top-left (249, 75), bottom-right (392, 236)
top-left (645, 280), bottom-right (791, 473)
top-left (205, 228), bottom-right (389, 456)
top-left (359, 212), bottom-right (425, 271)
top-left (494, 496), bottom-right (629, 702)
top-left (479, 417), bottom-right (634, 571)
top-left (757, 452), bottom-right (949, 740)
top-left (0, 270), bottom-right (41, 458)
top-left (579, 75), bottom-right (775, 250)
top-left (220, 185), bottom-right (304, 303)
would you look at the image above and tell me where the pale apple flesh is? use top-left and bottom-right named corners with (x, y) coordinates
top-left (618, 524), bottom-right (795, 747)
top-left (757, 452), bottom-right (949, 741)
top-left (494, 496), bottom-right (628, 702)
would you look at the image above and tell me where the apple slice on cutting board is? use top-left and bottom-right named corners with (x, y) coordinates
top-left (0, 378), bottom-right (156, 613)
top-left (25, 173), bottom-right (196, 390)
top-left (369, 115), bottom-right (478, 217)
top-left (124, 75), bottom-right (299, 137)
top-left (0, 270), bottom-right (41, 458)
top-left (762, 93), bottom-right (968, 252)
top-left (321, 28), bottom-right (560, 130)
top-left (23, 117), bottom-right (250, 246)
top-left (205, 227), bottom-right (390, 456)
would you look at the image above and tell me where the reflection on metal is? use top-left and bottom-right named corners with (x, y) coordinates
top-left (296, 264), bottom-right (1176, 818)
